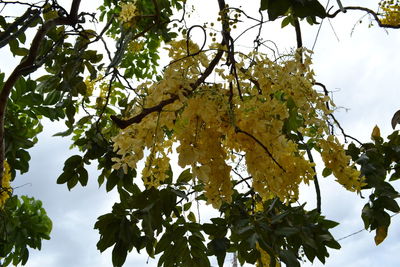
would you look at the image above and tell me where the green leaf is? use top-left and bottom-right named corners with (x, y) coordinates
top-left (274, 226), bottom-right (300, 236)
top-left (322, 167), bottom-right (332, 177)
top-left (65, 101), bottom-right (76, 123)
top-left (177, 169), bottom-right (193, 183)
top-left (53, 127), bottom-right (73, 137)
top-left (112, 242), bottom-right (128, 267)
top-left (106, 170), bottom-right (120, 192)
top-left (187, 212), bottom-right (196, 222)
top-left (268, 0), bottom-right (291, 21)
top-left (56, 172), bottom-right (70, 184)
top-left (9, 38), bottom-right (29, 56)
top-left (279, 249), bottom-right (300, 267)
top-left (44, 90), bottom-right (61, 105)
top-left (260, 0), bottom-right (269, 10)
top-left (64, 155), bottom-right (82, 168)
top-left (292, 0), bottom-right (326, 19)
top-left (281, 16), bottom-right (293, 27)
top-left (77, 167), bottom-right (89, 186)
top-left (207, 238), bottom-right (229, 267)
top-left (67, 174), bottom-right (79, 190)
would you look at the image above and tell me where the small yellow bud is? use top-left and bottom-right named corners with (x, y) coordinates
top-left (371, 125), bottom-right (381, 139)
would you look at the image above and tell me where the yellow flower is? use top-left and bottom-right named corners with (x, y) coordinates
top-left (371, 125), bottom-right (381, 139)
top-left (319, 136), bottom-right (366, 192)
top-left (119, 1), bottom-right (138, 24)
top-left (379, 0), bottom-right (400, 26)
top-left (1, 161), bottom-right (12, 208)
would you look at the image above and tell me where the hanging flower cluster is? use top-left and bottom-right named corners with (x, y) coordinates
top-left (119, 1), bottom-right (139, 24)
top-left (319, 136), bottom-right (366, 191)
top-left (379, 0), bottom-right (400, 26)
top-left (111, 40), bottom-right (365, 208)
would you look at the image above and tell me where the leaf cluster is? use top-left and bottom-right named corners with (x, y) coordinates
top-left (95, 167), bottom-right (341, 267)
top-left (346, 131), bottom-right (400, 244)
top-left (260, 0), bottom-right (326, 23)
top-left (0, 196), bottom-right (52, 266)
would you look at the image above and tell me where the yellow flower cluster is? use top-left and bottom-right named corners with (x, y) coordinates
top-left (112, 40), bottom-right (361, 208)
top-left (0, 161), bottom-right (12, 208)
top-left (319, 135), bottom-right (366, 192)
top-left (379, 0), bottom-right (400, 26)
top-left (119, 1), bottom-right (138, 24)
top-left (84, 74), bottom-right (104, 97)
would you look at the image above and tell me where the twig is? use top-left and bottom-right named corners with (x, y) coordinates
top-left (314, 82), bottom-right (363, 146)
top-left (234, 127), bottom-right (285, 172)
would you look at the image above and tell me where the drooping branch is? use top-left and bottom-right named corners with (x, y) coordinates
top-left (111, 0), bottom-right (230, 129)
top-left (111, 45), bottom-right (225, 129)
top-left (314, 82), bottom-right (363, 146)
top-left (0, 0), bottom-right (82, 184)
top-left (327, 6), bottom-right (400, 29)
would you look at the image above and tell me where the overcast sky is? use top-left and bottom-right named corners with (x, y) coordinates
top-left (4, 0), bottom-right (400, 266)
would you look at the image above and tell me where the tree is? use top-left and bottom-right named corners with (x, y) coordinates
top-left (0, 0), bottom-right (400, 266)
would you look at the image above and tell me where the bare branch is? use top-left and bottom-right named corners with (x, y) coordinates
top-left (327, 6), bottom-right (400, 29)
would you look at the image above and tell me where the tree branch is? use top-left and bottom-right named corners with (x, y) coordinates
top-left (0, 8), bottom-right (41, 48)
top-left (305, 146), bottom-right (321, 213)
top-left (313, 82), bottom-right (364, 146)
top-left (327, 6), bottom-right (400, 29)
top-left (111, 45), bottom-right (225, 129)
top-left (111, 0), bottom-right (229, 129)
top-left (0, 0), bottom-right (82, 184)
top-left (293, 17), bottom-right (303, 62)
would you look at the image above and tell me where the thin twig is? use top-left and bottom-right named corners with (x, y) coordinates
top-left (234, 127), bottom-right (285, 172)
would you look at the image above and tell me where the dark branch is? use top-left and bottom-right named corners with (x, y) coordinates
top-left (293, 17), bottom-right (303, 62)
top-left (111, 44), bottom-right (225, 129)
top-left (235, 127), bottom-right (286, 172)
top-left (305, 146), bottom-right (321, 213)
top-left (0, 8), bottom-right (40, 48)
top-left (327, 6), bottom-right (400, 29)
top-left (314, 82), bottom-right (364, 146)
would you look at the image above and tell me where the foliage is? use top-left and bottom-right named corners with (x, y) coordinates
top-left (0, 0), bottom-right (399, 266)
top-left (0, 195), bottom-right (52, 266)
top-left (347, 130), bottom-right (400, 245)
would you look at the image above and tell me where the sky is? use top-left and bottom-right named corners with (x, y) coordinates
top-left (3, 0), bottom-right (400, 266)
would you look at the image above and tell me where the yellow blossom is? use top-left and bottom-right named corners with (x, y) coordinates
top-left (119, 1), bottom-right (138, 24)
top-left (111, 41), bottom-right (357, 208)
top-left (371, 125), bottom-right (381, 139)
top-left (379, 0), bottom-right (400, 26)
top-left (1, 161), bottom-right (12, 208)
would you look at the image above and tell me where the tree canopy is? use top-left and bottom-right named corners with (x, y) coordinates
top-left (1, 0), bottom-right (400, 266)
